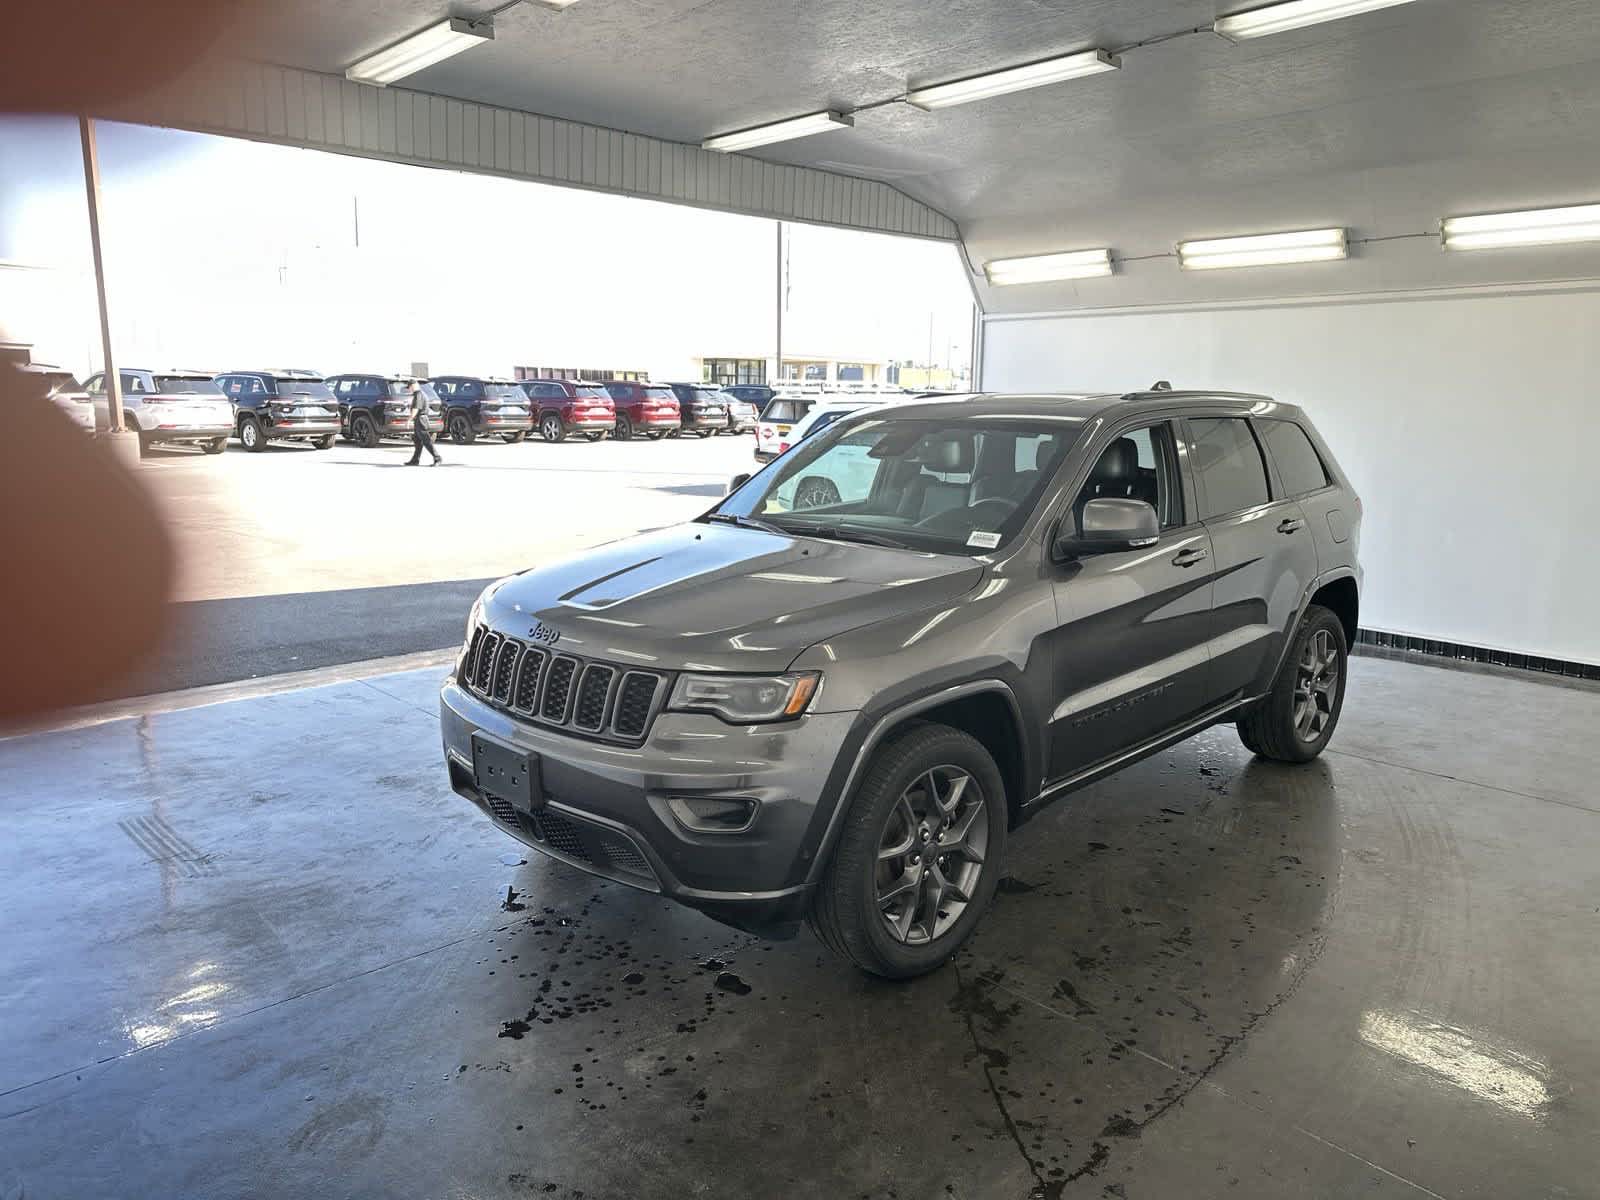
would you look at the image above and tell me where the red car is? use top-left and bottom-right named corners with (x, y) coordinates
top-left (602, 381), bottom-right (682, 441)
top-left (516, 379), bottom-right (617, 443)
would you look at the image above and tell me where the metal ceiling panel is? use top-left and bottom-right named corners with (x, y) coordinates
top-left (108, 59), bottom-right (959, 242)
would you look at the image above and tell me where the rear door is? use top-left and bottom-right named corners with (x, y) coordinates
top-left (1046, 419), bottom-right (1217, 781)
top-left (1184, 413), bottom-right (1319, 705)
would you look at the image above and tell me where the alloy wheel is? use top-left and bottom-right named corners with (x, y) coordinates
top-left (1293, 628), bottom-right (1340, 742)
top-left (542, 414), bottom-right (562, 442)
top-left (875, 765), bottom-right (988, 945)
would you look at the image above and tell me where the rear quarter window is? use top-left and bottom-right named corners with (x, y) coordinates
top-left (1260, 419), bottom-right (1330, 496)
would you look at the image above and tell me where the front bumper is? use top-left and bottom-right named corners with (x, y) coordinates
top-left (440, 678), bottom-right (857, 930)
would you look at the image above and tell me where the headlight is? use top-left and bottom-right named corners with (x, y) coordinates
top-left (667, 672), bottom-right (820, 723)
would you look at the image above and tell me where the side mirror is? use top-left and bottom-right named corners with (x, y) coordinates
top-left (726, 472), bottom-right (753, 495)
top-left (1052, 498), bottom-right (1161, 561)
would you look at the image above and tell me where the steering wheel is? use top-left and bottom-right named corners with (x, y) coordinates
top-left (915, 497), bottom-right (1018, 533)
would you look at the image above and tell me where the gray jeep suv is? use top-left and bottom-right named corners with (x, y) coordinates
top-left (440, 390), bottom-right (1361, 977)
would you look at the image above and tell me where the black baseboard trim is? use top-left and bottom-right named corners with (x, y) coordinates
top-left (1356, 628), bottom-right (1600, 682)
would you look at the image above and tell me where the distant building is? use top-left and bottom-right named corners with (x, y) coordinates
top-left (696, 352), bottom-right (889, 388)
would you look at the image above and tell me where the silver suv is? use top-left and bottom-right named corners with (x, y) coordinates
top-left (440, 390), bottom-right (1362, 977)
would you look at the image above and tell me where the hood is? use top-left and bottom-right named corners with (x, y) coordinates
top-left (480, 522), bottom-right (985, 673)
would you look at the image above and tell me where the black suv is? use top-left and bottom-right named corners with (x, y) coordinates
top-left (326, 374), bottom-right (443, 446)
top-left (214, 371), bottom-right (341, 451)
top-left (441, 391), bottom-right (1361, 977)
top-left (432, 376), bottom-right (535, 444)
top-left (664, 383), bottom-right (729, 438)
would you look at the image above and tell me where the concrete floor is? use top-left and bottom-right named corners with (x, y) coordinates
top-left (2, 656), bottom-right (1596, 1200)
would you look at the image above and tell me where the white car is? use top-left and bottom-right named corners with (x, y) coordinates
top-left (15, 363), bottom-right (97, 434)
top-left (756, 393), bottom-right (916, 463)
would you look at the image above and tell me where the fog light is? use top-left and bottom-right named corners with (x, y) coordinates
top-left (667, 795), bottom-right (758, 833)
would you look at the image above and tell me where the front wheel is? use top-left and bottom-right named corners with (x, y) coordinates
top-left (1236, 603), bottom-right (1348, 762)
top-left (809, 723), bottom-right (1006, 979)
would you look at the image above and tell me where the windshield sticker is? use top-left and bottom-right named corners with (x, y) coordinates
top-left (966, 531), bottom-right (1002, 549)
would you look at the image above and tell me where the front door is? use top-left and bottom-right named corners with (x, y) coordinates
top-left (1184, 415), bottom-right (1320, 704)
top-left (1046, 421), bottom-right (1217, 783)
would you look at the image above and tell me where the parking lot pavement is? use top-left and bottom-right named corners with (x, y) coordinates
top-left (4, 656), bottom-right (1593, 1199)
top-left (135, 432), bottom-right (758, 603)
top-left (87, 433), bottom-right (759, 696)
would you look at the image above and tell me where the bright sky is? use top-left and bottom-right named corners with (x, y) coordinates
top-left (0, 117), bottom-right (974, 380)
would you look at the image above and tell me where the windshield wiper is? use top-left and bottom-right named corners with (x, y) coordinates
top-left (705, 512), bottom-right (786, 534)
top-left (779, 521), bottom-right (911, 550)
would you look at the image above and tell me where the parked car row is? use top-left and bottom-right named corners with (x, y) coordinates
top-left (45, 362), bottom-right (914, 459)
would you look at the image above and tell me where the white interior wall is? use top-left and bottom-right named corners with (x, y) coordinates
top-left (981, 285), bottom-right (1600, 666)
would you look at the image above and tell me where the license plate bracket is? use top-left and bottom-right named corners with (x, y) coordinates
top-left (471, 733), bottom-right (543, 812)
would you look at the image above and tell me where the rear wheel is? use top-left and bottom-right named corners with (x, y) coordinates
top-left (448, 411), bottom-right (476, 445)
top-left (614, 414), bottom-right (633, 441)
top-left (239, 417), bottom-right (264, 452)
top-left (313, 434), bottom-right (335, 450)
top-left (501, 431), bottom-right (527, 444)
top-left (351, 412), bottom-right (380, 448)
top-left (202, 436), bottom-right (227, 455)
top-left (646, 432), bottom-right (664, 441)
top-left (1236, 603), bottom-right (1348, 762)
top-left (540, 413), bottom-right (566, 443)
top-left (809, 723), bottom-right (1006, 979)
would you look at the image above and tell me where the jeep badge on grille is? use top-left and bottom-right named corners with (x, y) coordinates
top-left (529, 621), bottom-right (561, 647)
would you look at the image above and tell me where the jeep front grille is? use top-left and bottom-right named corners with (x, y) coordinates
top-left (461, 624), bottom-right (664, 744)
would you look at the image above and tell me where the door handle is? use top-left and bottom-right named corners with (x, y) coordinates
top-left (1171, 547), bottom-right (1209, 568)
top-left (1277, 518), bottom-right (1305, 534)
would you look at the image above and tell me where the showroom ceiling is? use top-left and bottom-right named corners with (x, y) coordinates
top-left (211, 0), bottom-right (1600, 310)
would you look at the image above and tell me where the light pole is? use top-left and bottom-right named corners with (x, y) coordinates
top-left (78, 115), bottom-right (124, 436)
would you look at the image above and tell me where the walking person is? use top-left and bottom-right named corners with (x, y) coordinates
top-left (404, 379), bottom-right (441, 466)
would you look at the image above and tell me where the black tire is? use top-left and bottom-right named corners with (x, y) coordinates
top-left (646, 431), bottom-right (663, 441)
top-left (448, 411), bottom-right (476, 445)
top-left (697, 429), bottom-right (714, 439)
top-left (1236, 603), bottom-right (1348, 763)
top-left (202, 436), bottom-right (227, 455)
top-left (239, 417), bottom-right (265, 452)
top-left (614, 414), bottom-right (633, 441)
top-left (501, 431), bottom-right (527, 444)
top-left (313, 434), bottom-right (335, 450)
top-left (135, 430), bottom-right (153, 457)
top-left (586, 432), bottom-right (604, 442)
top-left (351, 412), bottom-right (380, 448)
top-left (539, 412), bottom-right (566, 443)
top-left (809, 722), bottom-right (1007, 979)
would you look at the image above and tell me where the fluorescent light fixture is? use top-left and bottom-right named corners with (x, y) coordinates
top-left (530, 0), bottom-right (584, 7)
top-left (1441, 203), bottom-right (1600, 251)
top-left (1214, 0), bottom-right (1419, 39)
top-left (904, 49), bottom-right (1120, 111)
top-left (1178, 228), bottom-right (1348, 270)
top-left (702, 111), bottom-right (854, 153)
top-left (345, 17), bottom-right (494, 86)
top-left (985, 248), bottom-right (1114, 285)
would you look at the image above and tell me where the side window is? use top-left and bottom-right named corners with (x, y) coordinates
top-left (120, 372), bottom-right (146, 394)
top-left (84, 374), bottom-right (103, 394)
top-left (458, 380), bottom-right (483, 400)
top-left (1075, 423), bottom-right (1184, 529)
top-left (242, 376), bottom-right (267, 398)
top-left (1260, 419), bottom-right (1329, 496)
top-left (1189, 417), bottom-right (1271, 519)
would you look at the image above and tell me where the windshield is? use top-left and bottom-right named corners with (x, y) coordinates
top-left (716, 414), bottom-right (1084, 555)
top-left (276, 380), bottom-right (335, 400)
top-left (156, 377), bottom-right (225, 396)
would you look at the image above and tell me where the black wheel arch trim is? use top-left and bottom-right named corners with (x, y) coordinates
top-left (798, 677), bottom-right (1032, 890)
top-left (1248, 565), bottom-right (1360, 702)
